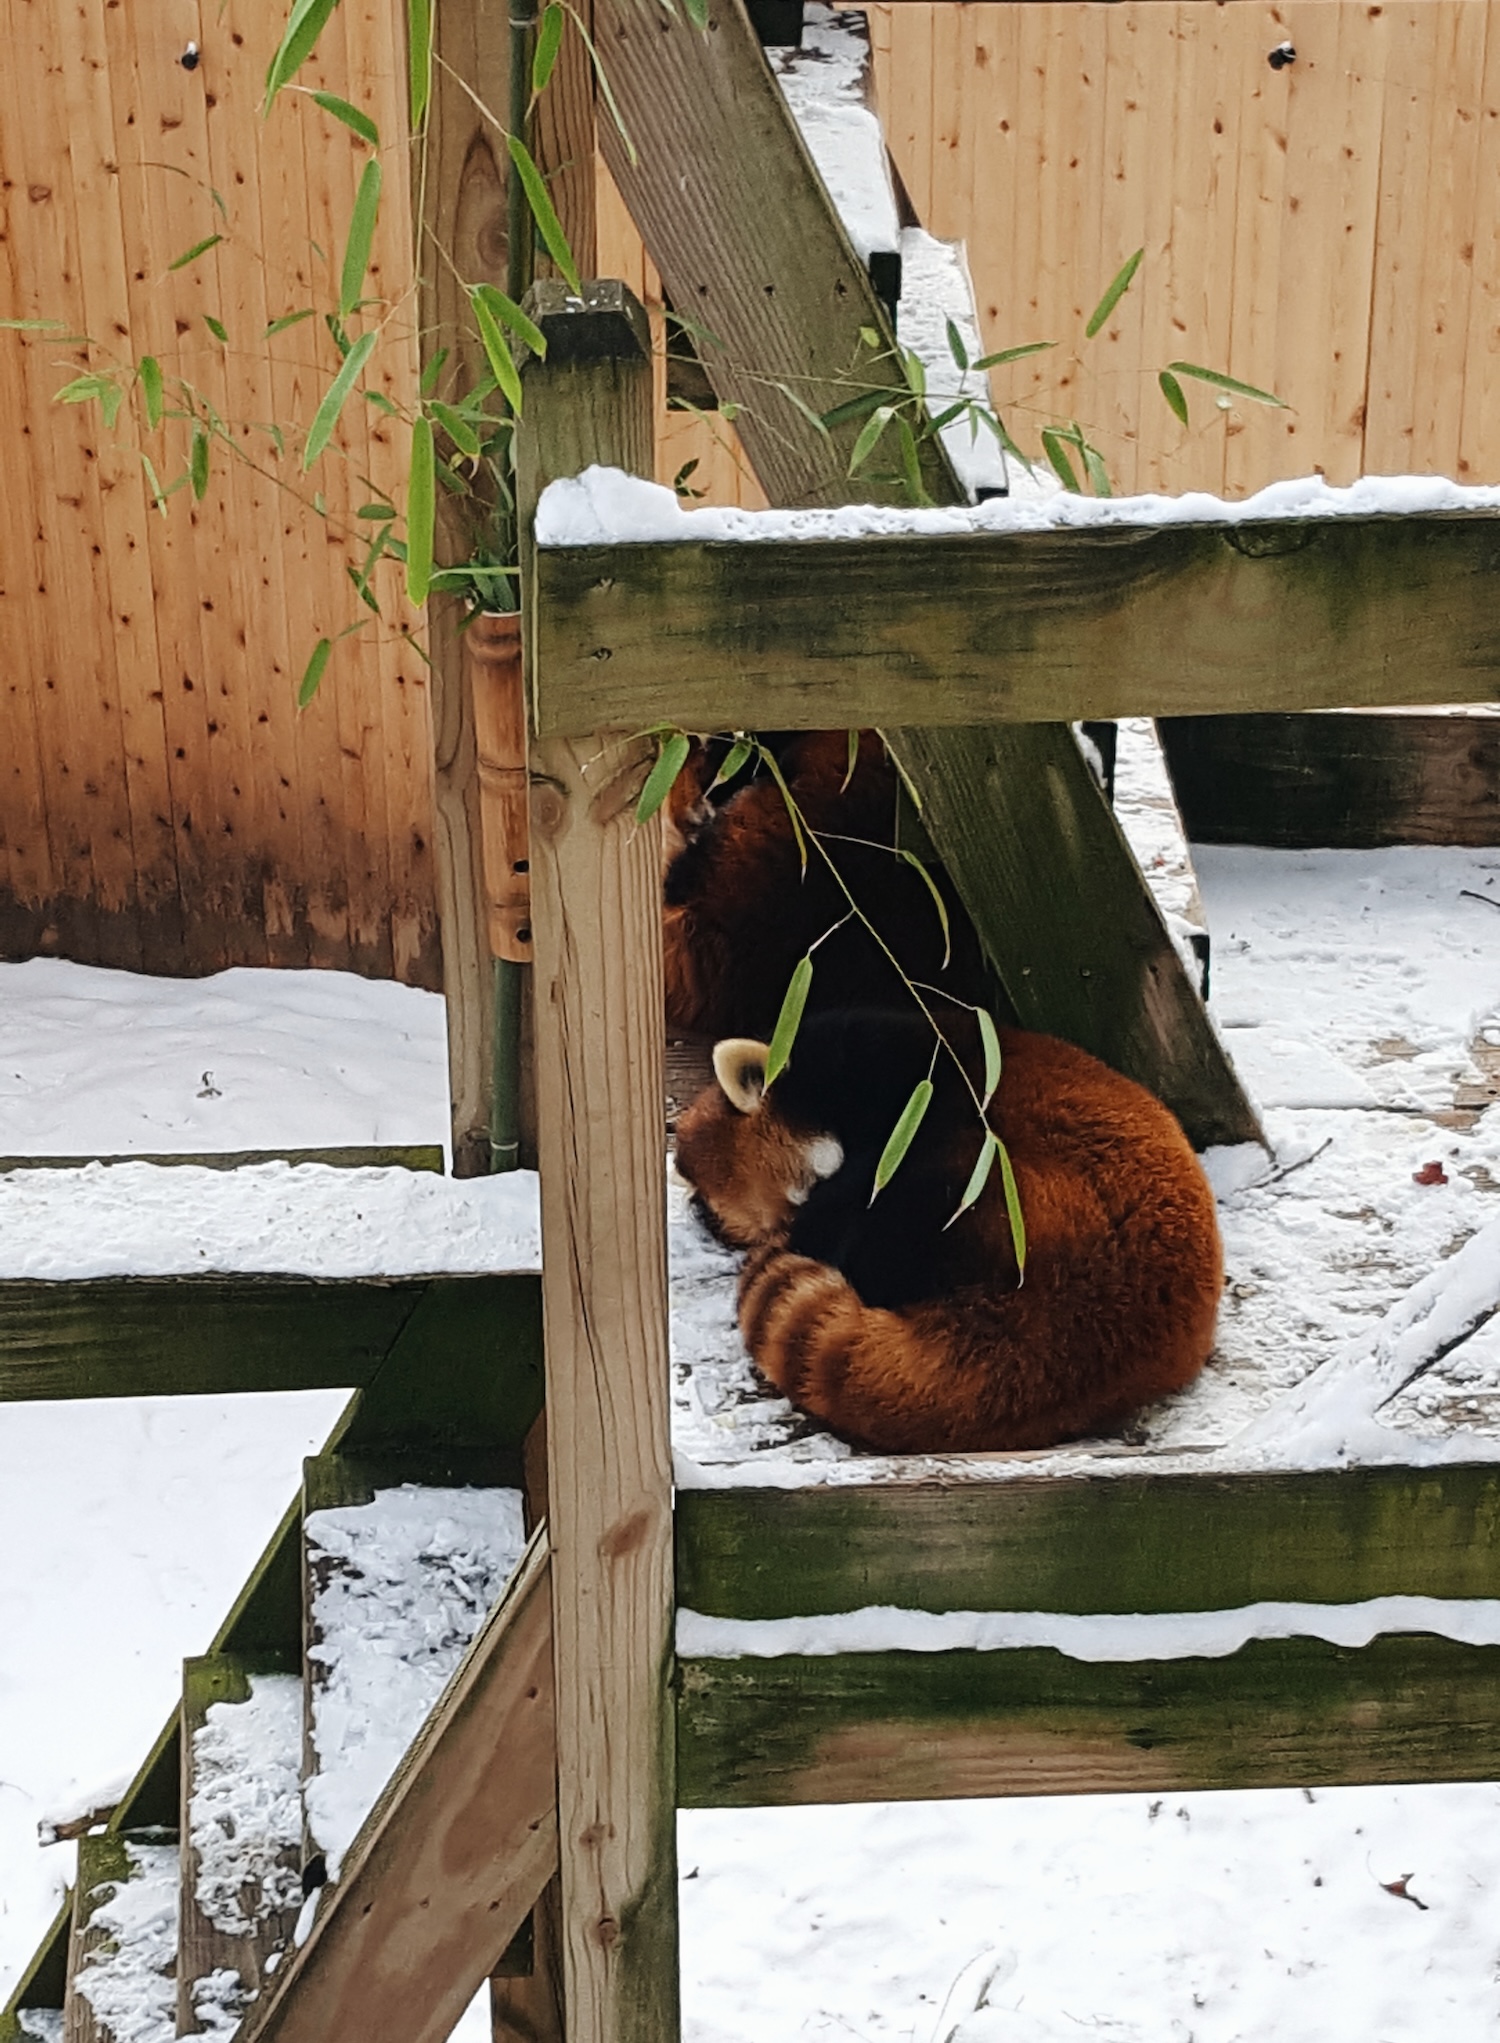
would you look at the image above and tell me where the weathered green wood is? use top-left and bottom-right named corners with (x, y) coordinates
top-left (65, 1832), bottom-right (163, 2043)
top-left (677, 1635), bottom-right (1500, 1806)
top-left (178, 1654), bottom-right (302, 2036)
top-left (0, 1273), bottom-right (540, 1406)
top-left (340, 1272), bottom-right (544, 1452)
top-left (0, 1145), bottom-right (444, 1174)
top-left (530, 515), bottom-right (1500, 735)
top-left (1159, 710), bottom-right (1500, 848)
top-left (677, 1464), bottom-right (1500, 1619)
top-left (886, 724), bottom-right (1263, 1148)
top-left (592, 0), bottom-right (954, 508)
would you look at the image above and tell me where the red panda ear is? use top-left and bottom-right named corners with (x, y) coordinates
top-left (712, 1038), bottom-right (770, 1115)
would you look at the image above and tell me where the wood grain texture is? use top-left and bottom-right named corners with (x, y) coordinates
top-left (1159, 712), bottom-right (1500, 847)
top-left (0, 0), bottom-right (438, 984)
top-left (178, 1656), bottom-right (300, 2035)
top-left (886, 722), bottom-right (1262, 1148)
top-left (677, 1465), bottom-right (1500, 1620)
top-left (678, 1634), bottom-right (1500, 1807)
top-left (64, 1834), bottom-right (142, 2043)
top-left (532, 514), bottom-right (1500, 734)
top-left (240, 1533), bottom-right (559, 2043)
top-left (520, 286), bottom-right (679, 2043)
top-left (592, 0), bottom-right (958, 509)
top-left (0, 1274), bottom-right (542, 1421)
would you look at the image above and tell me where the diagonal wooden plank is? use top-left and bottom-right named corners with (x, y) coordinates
top-left (237, 1530), bottom-right (558, 2043)
top-left (588, 0), bottom-right (1259, 1141)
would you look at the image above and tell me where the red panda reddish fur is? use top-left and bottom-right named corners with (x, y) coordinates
top-left (673, 1009), bottom-right (1222, 1455)
top-left (662, 731), bottom-right (987, 1039)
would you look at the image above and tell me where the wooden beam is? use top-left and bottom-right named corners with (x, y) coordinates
top-left (887, 723), bottom-right (1262, 1147)
top-left (677, 1464), bottom-right (1500, 1619)
top-left (0, 1274), bottom-right (542, 1415)
top-left (0, 1145), bottom-right (444, 1174)
top-left (1159, 710), bottom-right (1500, 848)
top-left (519, 281), bottom-right (680, 2043)
top-left (237, 1531), bottom-right (558, 2043)
top-left (677, 1634), bottom-right (1500, 1806)
top-left (531, 513), bottom-right (1500, 733)
top-left (593, 0), bottom-right (954, 508)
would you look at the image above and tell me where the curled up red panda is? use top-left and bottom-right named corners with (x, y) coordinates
top-left (673, 1007), bottom-right (1223, 1455)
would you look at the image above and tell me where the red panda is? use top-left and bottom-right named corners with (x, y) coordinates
top-left (662, 730), bottom-right (989, 1039)
top-left (673, 1008), bottom-right (1222, 1455)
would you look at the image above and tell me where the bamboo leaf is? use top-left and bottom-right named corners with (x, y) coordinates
top-left (1040, 427), bottom-right (1081, 493)
top-left (978, 1007), bottom-right (1002, 1110)
top-left (139, 451), bottom-right (171, 515)
top-left (302, 328), bottom-right (377, 468)
top-left (872, 1079), bottom-right (933, 1198)
top-left (998, 1138), bottom-right (1027, 1276)
top-left (1081, 439), bottom-right (1112, 497)
top-left (895, 414), bottom-right (927, 505)
top-left (776, 381), bottom-right (835, 440)
top-left (0, 316), bottom-right (68, 330)
top-left (947, 1131), bottom-right (998, 1227)
top-left (357, 500), bottom-right (396, 519)
top-left (311, 91), bottom-right (378, 144)
top-left (507, 136), bottom-right (582, 294)
top-left (945, 317), bottom-right (969, 371)
top-left (1085, 247), bottom-right (1143, 339)
top-left (265, 0), bottom-right (339, 105)
top-left (408, 0), bottom-right (434, 128)
top-left (138, 356), bottom-right (163, 430)
top-left (1168, 361), bottom-right (1287, 408)
top-left (756, 744), bottom-right (809, 874)
top-left (265, 308), bottom-right (315, 337)
top-left (339, 157), bottom-right (382, 319)
top-left (848, 403), bottom-right (894, 475)
top-left (636, 729), bottom-right (692, 825)
top-left (473, 282), bottom-right (547, 359)
top-left (298, 636), bottom-right (333, 707)
top-left (841, 727), bottom-right (859, 793)
top-left (533, 3), bottom-right (565, 92)
top-left (190, 423), bottom-right (210, 499)
top-left (1159, 368), bottom-right (1190, 426)
top-left (820, 387), bottom-right (889, 431)
top-left (683, 0), bottom-right (709, 27)
top-left (974, 404), bottom-right (1035, 473)
top-left (896, 848), bottom-right (950, 968)
top-left (169, 233), bottom-right (223, 271)
top-left (203, 315), bottom-right (228, 345)
top-left (469, 287), bottom-right (524, 413)
top-left (971, 340), bottom-right (1056, 371)
top-left (420, 346), bottom-right (449, 396)
top-left (562, 3), bottom-right (637, 166)
top-left (428, 399), bottom-right (482, 459)
top-left (764, 954), bottom-right (814, 1089)
top-left (405, 413), bottom-right (435, 606)
top-left (709, 736), bottom-right (754, 791)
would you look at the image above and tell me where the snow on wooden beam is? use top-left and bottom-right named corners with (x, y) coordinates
top-left (531, 513), bottom-right (1500, 735)
top-left (676, 1633), bottom-right (1500, 1807)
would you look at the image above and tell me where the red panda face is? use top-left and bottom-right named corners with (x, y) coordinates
top-left (674, 1038), bottom-right (844, 1249)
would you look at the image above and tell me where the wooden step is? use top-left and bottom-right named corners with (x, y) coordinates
top-left (239, 1529), bottom-right (556, 2043)
top-left (63, 1831), bottom-right (178, 2043)
top-left (177, 1654), bottom-right (304, 2036)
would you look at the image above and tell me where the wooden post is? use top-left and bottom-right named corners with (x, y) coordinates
top-left (517, 280), bottom-right (679, 2043)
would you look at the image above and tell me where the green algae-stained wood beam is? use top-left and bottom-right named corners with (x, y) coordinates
top-left (676, 1634), bottom-right (1500, 1807)
top-left (0, 1272), bottom-right (542, 1408)
top-left (676, 1464), bottom-right (1500, 1620)
top-left (530, 513), bottom-right (1500, 735)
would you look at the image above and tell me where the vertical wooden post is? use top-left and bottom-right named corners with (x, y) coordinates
top-left (517, 280), bottom-right (678, 2043)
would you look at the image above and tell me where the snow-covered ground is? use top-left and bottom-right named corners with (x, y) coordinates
top-left (2, 817), bottom-right (1499, 2035)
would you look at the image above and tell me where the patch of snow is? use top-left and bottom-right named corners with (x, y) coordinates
top-left (190, 1967), bottom-right (250, 2038)
top-left (679, 1594), bottom-right (1500, 1662)
top-left (0, 958), bottom-right (448, 1162)
top-left (15, 2014), bottom-right (64, 2043)
top-left (894, 229), bottom-right (1022, 501)
top-left (190, 1672), bottom-right (303, 1935)
top-left (769, 7), bottom-right (899, 263)
top-left (72, 1839), bottom-right (178, 2043)
top-left (535, 462), bottom-right (1500, 547)
top-left (0, 1161), bottom-right (541, 1279)
top-left (304, 1486), bottom-right (527, 1880)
